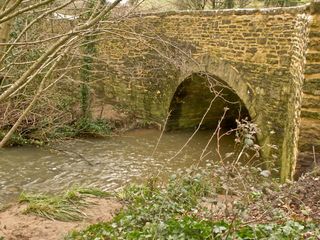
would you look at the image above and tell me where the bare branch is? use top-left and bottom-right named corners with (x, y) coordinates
top-left (0, 0), bottom-right (123, 103)
top-left (0, 0), bottom-right (75, 66)
top-left (0, 0), bottom-right (54, 24)
top-left (0, 0), bottom-right (23, 20)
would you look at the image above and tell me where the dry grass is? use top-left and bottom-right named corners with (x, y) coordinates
top-left (19, 187), bottom-right (110, 221)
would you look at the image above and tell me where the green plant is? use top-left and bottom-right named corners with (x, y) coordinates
top-left (74, 118), bottom-right (112, 136)
top-left (66, 166), bottom-right (320, 239)
top-left (66, 186), bottom-right (111, 199)
top-left (264, 0), bottom-right (307, 6)
top-left (20, 192), bottom-right (86, 221)
top-left (52, 118), bottom-right (112, 138)
top-left (67, 168), bottom-right (213, 239)
top-left (0, 130), bottom-right (44, 146)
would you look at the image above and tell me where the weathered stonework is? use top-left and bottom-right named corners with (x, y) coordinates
top-left (94, 2), bottom-right (319, 180)
top-left (297, 0), bottom-right (320, 176)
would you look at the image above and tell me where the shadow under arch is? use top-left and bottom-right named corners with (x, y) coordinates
top-left (166, 72), bottom-right (251, 132)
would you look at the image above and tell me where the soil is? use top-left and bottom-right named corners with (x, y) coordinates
top-left (0, 198), bottom-right (122, 240)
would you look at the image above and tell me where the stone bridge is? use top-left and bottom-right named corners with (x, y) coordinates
top-left (93, 1), bottom-right (320, 180)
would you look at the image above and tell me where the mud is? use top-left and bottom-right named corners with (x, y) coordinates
top-left (0, 198), bottom-right (122, 240)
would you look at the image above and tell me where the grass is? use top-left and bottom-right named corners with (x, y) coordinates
top-left (19, 186), bottom-right (110, 221)
top-left (67, 168), bottom-right (213, 239)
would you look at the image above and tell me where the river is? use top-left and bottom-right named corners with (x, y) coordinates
top-left (0, 129), bottom-right (237, 207)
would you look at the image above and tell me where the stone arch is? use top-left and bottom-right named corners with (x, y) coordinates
top-left (166, 72), bottom-right (252, 132)
top-left (166, 57), bottom-right (257, 131)
top-left (175, 57), bottom-right (256, 120)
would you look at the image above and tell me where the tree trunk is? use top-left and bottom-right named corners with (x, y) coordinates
top-left (0, 20), bottom-right (11, 62)
top-left (210, 0), bottom-right (216, 9)
top-left (224, 0), bottom-right (235, 8)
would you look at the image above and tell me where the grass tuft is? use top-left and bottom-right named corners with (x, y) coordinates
top-left (19, 187), bottom-right (110, 222)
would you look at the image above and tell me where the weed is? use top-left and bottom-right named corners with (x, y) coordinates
top-left (0, 130), bottom-right (44, 147)
top-left (65, 186), bottom-right (111, 200)
top-left (75, 118), bottom-right (111, 137)
top-left (52, 118), bottom-right (112, 139)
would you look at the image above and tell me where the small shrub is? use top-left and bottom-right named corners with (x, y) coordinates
top-left (52, 118), bottom-right (112, 139)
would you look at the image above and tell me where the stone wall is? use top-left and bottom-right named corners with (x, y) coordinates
top-left (95, 4), bottom-right (315, 179)
top-left (284, 13), bottom-right (311, 179)
top-left (298, 0), bottom-right (320, 176)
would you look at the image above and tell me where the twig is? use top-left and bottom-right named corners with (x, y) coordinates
top-left (49, 146), bottom-right (94, 166)
top-left (166, 91), bottom-right (222, 162)
top-left (199, 107), bottom-right (228, 162)
top-left (151, 110), bottom-right (171, 157)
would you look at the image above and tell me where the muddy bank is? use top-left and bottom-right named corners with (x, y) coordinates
top-left (0, 198), bottom-right (122, 240)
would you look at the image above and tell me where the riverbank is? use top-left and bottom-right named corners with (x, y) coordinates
top-left (0, 189), bottom-right (122, 240)
top-left (0, 101), bottom-right (157, 148)
top-left (0, 165), bottom-right (319, 239)
top-left (67, 166), bottom-right (320, 239)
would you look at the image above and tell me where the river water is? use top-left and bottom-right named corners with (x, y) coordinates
top-left (0, 129), bottom-right (236, 207)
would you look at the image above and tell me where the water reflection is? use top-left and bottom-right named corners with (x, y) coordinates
top-left (0, 129), bottom-right (236, 206)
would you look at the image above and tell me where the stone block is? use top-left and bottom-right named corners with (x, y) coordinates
top-left (306, 52), bottom-right (320, 62)
top-left (301, 109), bottom-right (320, 119)
top-left (305, 64), bottom-right (320, 74)
top-left (311, 0), bottom-right (320, 14)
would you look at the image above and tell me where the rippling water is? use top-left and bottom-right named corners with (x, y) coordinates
top-left (0, 129), bottom-right (236, 207)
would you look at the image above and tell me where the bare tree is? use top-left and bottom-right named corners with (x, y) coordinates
top-left (0, 0), bottom-right (123, 147)
top-left (173, 0), bottom-right (208, 10)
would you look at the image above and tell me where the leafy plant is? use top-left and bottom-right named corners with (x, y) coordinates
top-left (67, 168), bottom-right (213, 239)
top-left (0, 130), bottom-right (44, 146)
top-left (66, 167), bottom-right (320, 239)
top-left (74, 118), bottom-right (111, 136)
top-left (52, 118), bottom-right (112, 138)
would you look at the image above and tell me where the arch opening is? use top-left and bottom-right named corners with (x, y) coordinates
top-left (166, 73), bottom-right (251, 132)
